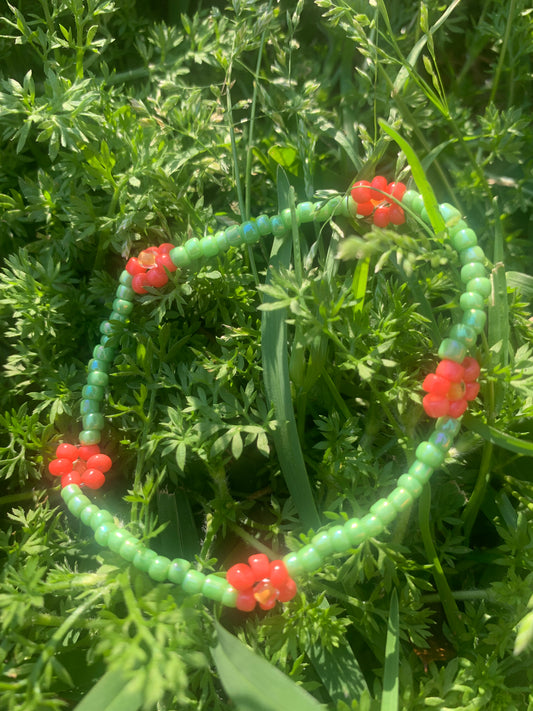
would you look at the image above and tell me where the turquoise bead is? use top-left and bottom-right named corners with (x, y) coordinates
top-left (298, 545), bottom-right (323, 572)
top-left (240, 220), bottom-right (261, 244)
top-left (82, 384), bottom-right (105, 400)
top-left (119, 270), bottom-right (133, 287)
top-left (107, 529), bottom-right (135, 554)
top-left (167, 558), bottom-right (191, 584)
top-left (408, 460), bottom-right (434, 483)
top-left (270, 214), bottom-right (286, 236)
top-left (429, 428), bottom-right (454, 452)
top-left (92, 345), bottom-right (115, 362)
top-left (435, 416), bottom-right (462, 439)
top-left (343, 518), bottom-right (366, 546)
top-left (61, 483), bottom-right (81, 504)
top-left (401, 190), bottom-right (424, 215)
top-left (415, 441), bottom-right (445, 468)
top-left (88, 358), bottom-right (110, 374)
top-left (119, 537), bottom-right (143, 562)
top-left (133, 548), bottom-right (158, 573)
top-left (460, 291), bottom-right (485, 311)
top-left (224, 225), bottom-right (241, 246)
top-left (459, 246), bottom-right (485, 265)
top-left (67, 494), bottom-right (92, 516)
top-left (451, 228), bottom-right (477, 251)
top-left (80, 399), bottom-right (101, 416)
top-left (94, 522), bottom-right (117, 546)
top-left (112, 298), bottom-right (134, 317)
top-left (315, 197), bottom-right (342, 221)
top-left (82, 413), bottom-right (104, 431)
top-left (255, 215), bottom-right (271, 235)
top-left (449, 323), bottom-right (477, 348)
top-left (199, 235), bottom-right (220, 258)
top-left (87, 370), bottom-right (108, 387)
top-left (462, 309), bottom-right (487, 333)
top-left (184, 237), bottom-right (202, 259)
top-left (88, 508), bottom-right (114, 530)
top-left (283, 552), bottom-right (304, 577)
top-left (181, 570), bottom-right (206, 594)
top-left (370, 498), bottom-right (397, 526)
top-left (438, 338), bottom-right (467, 363)
top-left (359, 514), bottom-right (384, 537)
top-left (461, 262), bottom-right (486, 284)
top-left (116, 284), bottom-right (135, 301)
top-left (169, 246), bottom-right (191, 268)
top-left (439, 203), bottom-right (461, 222)
top-left (79, 503), bottom-right (99, 525)
top-left (79, 429), bottom-right (101, 445)
top-left (221, 586), bottom-right (238, 607)
top-left (148, 556), bottom-right (172, 582)
top-left (466, 277), bottom-right (491, 298)
top-left (214, 230), bottom-right (228, 251)
top-left (99, 321), bottom-right (115, 337)
top-left (387, 487), bottom-right (414, 511)
top-left (328, 525), bottom-right (351, 553)
top-left (296, 201), bottom-right (316, 223)
top-left (396, 474), bottom-right (423, 498)
top-left (202, 575), bottom-right (230, 602)
top-left (280, 208), bottom-right (293, 229)
top-left (311, 531), bottom-right (336, 557)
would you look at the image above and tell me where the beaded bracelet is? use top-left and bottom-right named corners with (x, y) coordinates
top-left (48, 176), bottom-right (490, 612)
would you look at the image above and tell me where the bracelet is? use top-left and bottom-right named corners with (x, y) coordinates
top-left (48, 176), bottom-right (490, 612)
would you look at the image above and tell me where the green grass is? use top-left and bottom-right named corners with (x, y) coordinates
top-left (1, 1), bottom-right (533, 709)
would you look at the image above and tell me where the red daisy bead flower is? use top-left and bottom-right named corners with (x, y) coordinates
top-left (226, 554), bottom-right (298, 611)
top-left (350, 176), bottom-right (407, 228)
top-left (126, 243), bottom-right (176, 294)
top-left (48, 442), bottom-right (112, 489)
top-left (422, 357), bottom-right (480, 418)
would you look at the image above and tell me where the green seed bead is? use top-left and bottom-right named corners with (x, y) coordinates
top-left (334, 196), bottom-right (353, 218)
top-left (214, 230), bottom-right (228, 251)
top-left (167, 559), bottom-right (191, 584)
top-left (93, 345), bottom-right (115, 362)
top-left (451, 228), bottom-right (477, 251)
top-left (311, 531), bottom-right (336, 557)
top-left (459, 246), bottom-right (485, 265)
top-left (369, 498), bottom-right (397, 526)
top-left (435, 416), bottom-right (462, 439)
top-left (438, 338), bottom-right (467, 363)
top-left (184, 237), bottom-right (202, 260)
top-left (79, 429), bottom-right (101, 445)
top-left (408, 460), bottom-right (434, 483)
top-left (255, 215), bottom-right (271, 235)
top-left (359, 513), bottom-right (384, 538)
top-left (462, 309), bottom-right (487, 333)
top-left (343, 518), bottom-right (366, 546)
top-left (447, 219), bottom-right (469, 237)
top-left (461, 262), bottom-right (486, 284)
top-left (202, 575), bottom-right (230, 602)
top-left (224, 225), bottom-right (242, 246)
top-left (99, 321), bottom-right (115, 337)
top-left (82, 384), bottom-right (105, 400)
top-left (315, 197), bottom-right (342, 221)
top-left (270, 214), bottom-right (287, 236)
top-left (61, 483), bottom-right (81, 504)
top-left (67, 494), bottom-right (92, 517)
top-left (169, 246), bottom-right (191, 268)
top-left (87, 371), bottom-right (108, 387)
top-left (449, 323), bottom-right (477, 348)
top-left (116, 284), bottom-right (135, 300)
top-left (466, 277), bottom-right (491, 298)
top-left (402, 190), bottom-right (424, 215)
top-left (296, 201), bottom-right (316, 223)
top-left (133, 548), bottom-right (158, 573)
top-left (148, 556), bottom-right (172, 582)
top-left (240, 220), bottom-right (261, 245)
top-left (119, 270), bottom-right (133, 287)
top-left (119, 538), bottom-right (143, 562)
top-left (79, 503), bottom-right (99, 525)
top-left (396, 474), bottom-right (423, 498)
top-left (328, 525), bottom-right (352, 553)
top-left (460, 291), bottom-right (485, 311)
top-left (82, 412), bottom-right (105, 431)
top-left (221, 586), bottom-right (238, 607)
top-left (387, 487), bottom-right (414, 512)
top-left (88, 358), bottom-right (110, 374)
top-left (199, 235), bottom-right (220, 258)
top-left (112, 298), bottom-right (134, 317)
top-left (94, 522), bottom-right (117, 546)
top-left (107, 529), bottom-right (135, 554)
top-left (419, 206), bottom-right (430, 224)
top-left (429, 428), bottom-right (454, 452)
top-left (80, 399), bottom-right (101, 416)
top-left (298, 545), bottom-right (323, 572)
top-left (415, 441), bottom-right (445, 468)
top-left (280, 208), bottom-right (293, 229)
top-left (109, 311), bottom-right (127, 323)
top-left (283, 552), bottom-right (304, 577)
top-left (181, 570), bottom-right (206, 594)
top-left (439, 203), bottom-right (461, 222)
top-left (89, 509), bottom-right (114, 530)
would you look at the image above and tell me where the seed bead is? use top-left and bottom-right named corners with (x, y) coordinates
top-left (167, 558), bottom-right (192, 584)
top-left (438, 338), bottom-right (467, 363)
top-left (370, 498), bottom-right (398, 526)
top-left (181, 570), bottom-right (206, 594)
top-left (148, 556), bottom-right (172, 582)
top-left (415, 442), bottom-right (445, 469)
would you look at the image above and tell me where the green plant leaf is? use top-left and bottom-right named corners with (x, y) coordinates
top-left (380, 589), bottom-right (400, 711)
top-left (463, 414), bottom-right (533, 457)
top-left (72, 668), bottom-right (143, 711)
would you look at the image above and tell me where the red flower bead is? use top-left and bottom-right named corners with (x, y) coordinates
top-left (356, 200), bottom-right (374, 217)
top-left (369, 175), bottom-right (388, 197)
top-left (49, 441), bottom-right (111, 490)
top-left (49, 458), bottom-right (75, 477)
top-left (61, 471), bottom-right (81, 487)
top-left (78, 444), bottom-right (100, 460)
top-left (156, 252), bottom-right (177, 272)
top-left (86, 453), bottom-right (112, 472)
top-left (249, 553), bottom-right (270, 580)
top-left (226, 555), bottom-right (297, 612)
top-left (422, 357), bottom-right (481, 419)
top-left (389, 203), bottom-right (405, 225)
top-left (131, 272), bottom-right (149, 294)
top-left (146, 267), bottom-right (169, 288)
top-left (81, 468), bottom-right (106, 489)
top-left (436, 359), bottom-right (464, 383)
top-left (350, 176), bottom-right (407, 228)
top-left (373, 205), bottom-right (391, 228)
top-left (56, 443), bottom-right (79, 460)
top-left (227, 563), bottom-right (255, 591)
top-left (126, 257), bottom-right (145, 276)
top-left (351, 180), bottom-right (372, 203)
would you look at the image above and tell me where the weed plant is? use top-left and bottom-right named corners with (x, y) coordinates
top-left (0, 1), bottom-right (532, 709)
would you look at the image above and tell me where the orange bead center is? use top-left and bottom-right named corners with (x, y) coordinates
top-left (253, 580), bottom-right (277, 605)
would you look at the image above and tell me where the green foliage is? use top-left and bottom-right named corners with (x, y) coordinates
top-left (0, 1), bottom-right (532, 710)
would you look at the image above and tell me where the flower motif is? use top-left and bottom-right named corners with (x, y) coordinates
top-left (48, 442), bottom-right (112, 489)
top-left (226, 553), bottom-right (297, 611)
top-left (350, 176), bottom-right (406, 227)
top-left (126, 243), bottom-right (177, 294)
top-left (422, 357), bottom-right (480, 418)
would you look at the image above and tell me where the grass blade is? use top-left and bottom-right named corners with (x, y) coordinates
top-left (307, 639), bottom-right (369, 704)
top-left (380, 589), bottom-right (400, 711)
top-left (463, 414), bottom-right (533, 457)
top-left (72, 668), bottom-right (143, 711)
